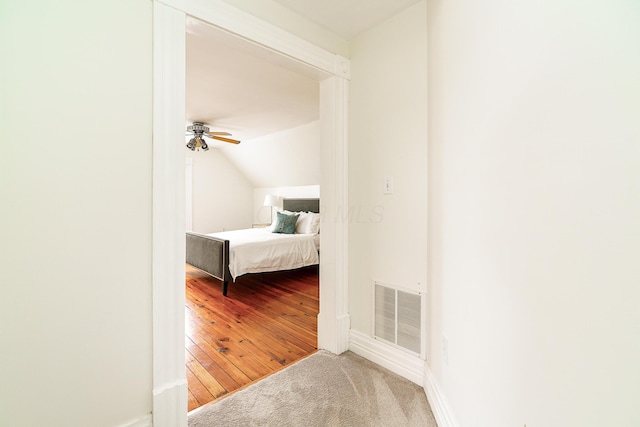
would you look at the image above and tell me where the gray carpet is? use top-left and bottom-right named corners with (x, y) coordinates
top-left (188, 350), bottom-right (437, 427)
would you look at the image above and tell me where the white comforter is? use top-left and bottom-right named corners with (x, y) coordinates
top-left (206, 228), bottom-right (319, 280)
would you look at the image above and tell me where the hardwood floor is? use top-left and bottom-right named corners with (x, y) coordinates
top-left (185, 264), bottom-right (319, 412)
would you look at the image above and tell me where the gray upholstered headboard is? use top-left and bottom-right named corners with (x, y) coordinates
top-left (282, 198), bottom-right (320, 213)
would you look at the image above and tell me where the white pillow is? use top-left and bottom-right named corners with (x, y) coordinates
top-left (305, 212), bottom-right (321, 235)
top-left (295, 212), bottom-right (310, 234)
top-left (293, 211), bottom-right (319, 234)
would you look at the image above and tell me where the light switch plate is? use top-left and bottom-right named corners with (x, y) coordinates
top-left (383, 176), bottom-right (394, 195)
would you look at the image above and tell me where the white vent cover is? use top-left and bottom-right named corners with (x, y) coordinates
top-left (374, 281), bottom-right (424, 357)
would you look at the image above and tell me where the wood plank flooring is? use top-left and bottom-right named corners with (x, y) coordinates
top-left (185, 264), bottom-right (319, 412)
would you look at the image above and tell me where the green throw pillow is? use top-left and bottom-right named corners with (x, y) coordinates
top-left (273, 212), bottom-right (299, 234)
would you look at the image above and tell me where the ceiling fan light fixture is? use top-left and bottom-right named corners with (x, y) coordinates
top-left (185, 122), bottom-right (238, 149)
top-left (186, 135), bottom-right (210, 151)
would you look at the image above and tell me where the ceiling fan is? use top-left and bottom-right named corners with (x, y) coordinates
top-left (185, 122), bottom-right (241, 151)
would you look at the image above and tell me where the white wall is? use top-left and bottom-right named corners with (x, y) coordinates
top-left (253, 185), bottom-right (320, 224)
top-left (221, 120), bottom-right (321, 188)
top-left (348, 2), bottom-right (428, 334)
top-left (0, 1), bottom-right (153, 426)
top-left (428, 1), bottom-right (640, 426)
top-left (187, 149), bottom-right (253, 233)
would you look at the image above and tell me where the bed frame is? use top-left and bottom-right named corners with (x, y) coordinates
top-left (186, 198), bottom-right (319, 296)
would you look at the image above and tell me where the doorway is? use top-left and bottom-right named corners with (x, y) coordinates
top-left (152, 1), bottom-right (349, 425)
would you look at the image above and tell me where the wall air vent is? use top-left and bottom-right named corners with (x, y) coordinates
top-left (373, 281), bottom-right (425, 357)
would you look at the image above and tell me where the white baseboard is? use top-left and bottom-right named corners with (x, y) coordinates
top-left (423, 364), bottom-right (459, 427)
top-left (349, 329), bottom-right (424, 386)
top-left (119, 414), bottom-right (152, 427)
top-left (349, 330), bottom-right (460, 426)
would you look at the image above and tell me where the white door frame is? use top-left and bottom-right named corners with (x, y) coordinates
top-left (152, 1), bottom-right (350, 426)
top-left (185, 157), bottom-right (193, 231)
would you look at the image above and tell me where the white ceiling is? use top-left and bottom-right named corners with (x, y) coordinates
top-left (185, 1), bottom-right (420, 148)
top-left (271, 0), bottom-right (421, 40)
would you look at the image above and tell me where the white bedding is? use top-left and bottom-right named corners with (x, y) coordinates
top-left (206, 228), bottom-right (319, 280)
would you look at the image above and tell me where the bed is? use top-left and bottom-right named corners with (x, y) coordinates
top-left (186, 198), bottom-right (320, 296)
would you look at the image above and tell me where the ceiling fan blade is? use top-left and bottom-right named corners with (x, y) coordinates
top-left (211, 135), bottom-right (241, 144)
top-left (206, 131), bottom-right (232, 136)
